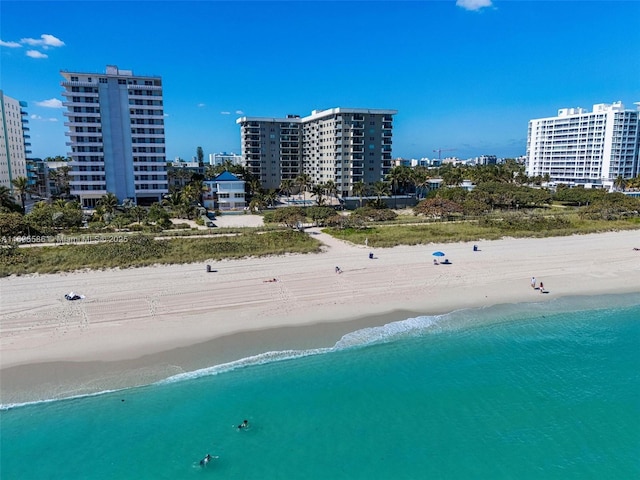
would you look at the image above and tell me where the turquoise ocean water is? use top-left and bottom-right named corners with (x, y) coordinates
top-left (2, 293), bottom-right (639, 479)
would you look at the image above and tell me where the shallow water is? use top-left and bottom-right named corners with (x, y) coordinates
top-left (2, 294), bottom-right (639, 479)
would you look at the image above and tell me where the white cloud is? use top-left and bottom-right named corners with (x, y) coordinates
top-left (0, 39), bottom-right (21, 48)
top-left (30, 114), bottom-right (58, 122)
top-left (220, 111), bottom-right (231, 115)
top-left (456, 0), bottom-right (492, 11)
top-left (26, 50), bottom-right (48, 59)
top-left (197, 103), bottom-right (206, 108)
top-left (35, 98), bottom-right (63, 108)
top-left (21, 34), bottom-right (65, 49)
top-left (235, 110), bottom-right (244, 115)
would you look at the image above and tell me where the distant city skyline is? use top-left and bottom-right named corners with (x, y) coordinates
top-left (1, 1), bottom-right (638, 161)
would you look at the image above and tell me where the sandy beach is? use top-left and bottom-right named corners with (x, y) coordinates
top-left (1, 220), bottom-right (639, 405)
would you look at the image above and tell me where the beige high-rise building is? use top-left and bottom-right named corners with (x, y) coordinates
top-left (0, 90), bottom-right (29, 194)
top-left (237, 107), bottom-right (396, 196)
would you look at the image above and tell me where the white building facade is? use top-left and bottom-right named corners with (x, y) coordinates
top-left (61, 65), bottom-right (168, 207)
top-left (209, 152), bottom-right (244, 167)
top-left (0, 91), bottom-right (29, 194)
top-left (237, 108), bottom-right (396, 197)
top-left (202, 171), bottom-right (246, 211)
top-left (526, 101), bottom-right (640, 188)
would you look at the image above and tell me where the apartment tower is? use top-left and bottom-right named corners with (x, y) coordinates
top-left (0, 90), bottom-right (30, 194)
top-left (237, 108), bottom-right (396, 196)
top-left (526, 101), bottom-right (640, 187)
top-left (61, 65), bottom-right (168, 207)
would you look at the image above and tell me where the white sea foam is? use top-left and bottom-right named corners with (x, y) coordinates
top-left (159, 315), bottom-right (445, 385)
top-left (0, 387), bottom-right (124, 411)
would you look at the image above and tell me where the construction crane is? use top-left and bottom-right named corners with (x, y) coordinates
top-left (433, 148), bottom-right (457, 161)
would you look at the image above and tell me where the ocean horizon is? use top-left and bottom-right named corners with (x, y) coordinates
top-left (2, 293), bottom-right (639, 479)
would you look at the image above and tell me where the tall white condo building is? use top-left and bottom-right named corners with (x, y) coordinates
top-left (526, 101), bottom-right (640, 188)
top-left (0, 91), bottom-right (29, 194)
top-left (61, 65), bottom-right (168, 207)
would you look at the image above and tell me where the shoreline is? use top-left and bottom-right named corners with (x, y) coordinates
top-left (0, 309), bottom-right (422, 406)
top-left (2, 230), bottom-right (640, 405)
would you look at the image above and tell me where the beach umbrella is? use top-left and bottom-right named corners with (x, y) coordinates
top-left (432, 251), bottom-right (445, 257)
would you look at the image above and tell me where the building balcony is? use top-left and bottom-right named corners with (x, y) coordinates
top-left (61, 81), bottom-right (97, 87)
top-left (127, 84), bottom-right (163, 91)
top-left (66, 111), bottom-right (101, 118)
top-left (70, 180), bottom-right (106, 187)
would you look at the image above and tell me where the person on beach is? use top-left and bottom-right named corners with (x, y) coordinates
top-left (335, 266), bottom-right (342, 274)
top-left (433, 259), bottom-right (439, 265)
top-left (539, 282), bottom-right (544, 293)
top-left (531, 277), bottom-right (536, 289)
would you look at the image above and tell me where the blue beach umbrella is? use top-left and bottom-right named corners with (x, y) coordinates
top-left (432, 251), bottom-right (445, 257)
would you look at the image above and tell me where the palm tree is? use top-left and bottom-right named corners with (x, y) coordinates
top-left (97, 192), bottom-right (118, 214)
top-left (0, 185), bottom-right (20, 212)
top-left (441, 167), bottom-right (464, 187)
top-left (247, 178), bottom-right (262, 198)
top-left (386, 166), bottom-right (411, 208)
top-left (129, 205), bottom-right (147, 224)
top-left (181, 184), bottom-right (200, 207)
top-left (264, 189), bottom-right (278, 208)
top-left (295, 173), bottom-right (312, 203)
top-left (191, 179), bottom-right (207, 205)
top-left (324, 180), bottom-right (338, 206)
top-left (311, 184), bottom-right (325, 205)
top-left (626, 176), bottom-right (640, 190)
top-left (11, 176), bottom-right (30, 213)
top-left (352, 181), bottom-right (367, 208)
top-left (613, 175), bottom-right (627, 192)
top-left (372, 181), bottom-right (390, 202)
top-left (410, 168), bottom-right (430, 199)
top-left (279, 178), bottom-right (294, 199)
top-left (162, 191), bottom-right (183, 211)
top-left (204, 164), bottom-right (217, 180)
top-left (249, 193), bottom-right (267, 213)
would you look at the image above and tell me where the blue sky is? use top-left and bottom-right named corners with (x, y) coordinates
top-left (2, 1), bottom-right (639, 161)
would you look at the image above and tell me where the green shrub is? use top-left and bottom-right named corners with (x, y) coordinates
top-left (352, 207), bottom-right (397, 222)
top-left (478, 213), bottom-right (571, 231)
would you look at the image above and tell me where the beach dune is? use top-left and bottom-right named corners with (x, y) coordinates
top-left (1, 229), bottom-right (639, 404)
